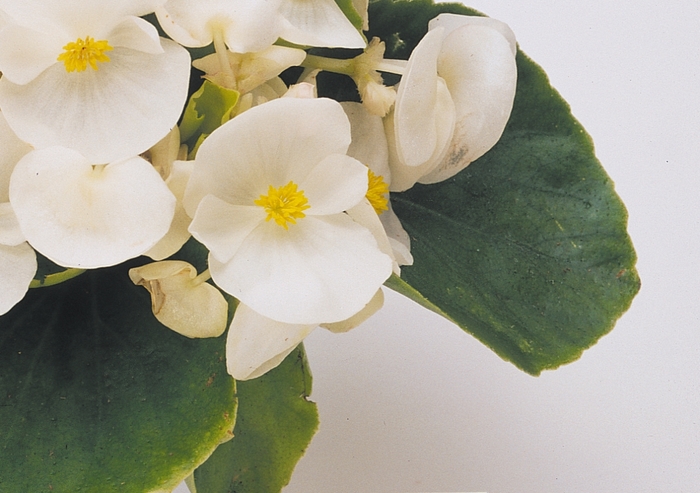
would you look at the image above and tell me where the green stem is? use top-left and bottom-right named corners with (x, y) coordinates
top-left (301, 54), bottom-right (356, 77)
top-left (30, 268), bottom-right (86, 288)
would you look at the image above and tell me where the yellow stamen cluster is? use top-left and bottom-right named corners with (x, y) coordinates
top-left (255, 181), bottom-right (311, 229)
top-left (366, 169), bottom-right (389, 214)
top-left (57, 36), bottom-right (113, 73)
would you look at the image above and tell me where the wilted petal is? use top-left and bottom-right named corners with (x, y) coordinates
top-left (10, 147), bottom-right (175, 268)
top-left (419, 21), bottom-right (517, 184)
top-left (0, 242), bottom-right (36, 316)
top-left (279, 0), bottom-right (365, 49)
top-left (129, 260), bottom-right (228, 338)
top-left (226, 303), bottom-right (315, 380)
top-left (210, 214), bottom-right (392, 324)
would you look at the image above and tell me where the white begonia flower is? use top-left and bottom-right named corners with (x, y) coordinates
top-left (0, 113), bottom-right (36, 315)
top-left (0, 0), bottom-right (190, 164)
top-left (9, 147), bottom-right (176, 269)
top-left (184, 97), bottom-right (393, 325)
top-left (155, 0), bottom-right (284, 52)
top-left (129, 261), bottom-right (228, 339)
top-left (279, 0), bottom-right (366, 49)
top-left (386, 14), bottom-right (517, 191)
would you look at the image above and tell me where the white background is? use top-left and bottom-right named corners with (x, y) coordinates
top-left (179, 1), bottom-right (700, 492)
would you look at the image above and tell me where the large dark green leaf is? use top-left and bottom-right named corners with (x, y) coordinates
top-left (192, 346), bottom-right (318, 493)
top-left (370, 0), bottom-right (640, 374)
top-left (0, 263), bottom-right (237, 492)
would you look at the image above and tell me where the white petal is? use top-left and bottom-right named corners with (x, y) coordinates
top-left (226, 303), bottom-right (316, 380)
top-left (0, 242), bottom-right (36, 316)
top-left (146, 160), bottom-right (194, 261)
top-left (156, 0), bottom-right (284, 51)
top-left (347, 198), bottom-right (398, 274)
top-left (386, 76), bottom-right (455, 191)
top-left (393, 27), bottom-right (448, 167)
top-left (379, 203), bottom-right (413, 266)
top-left (186, 97), bottom-right (352, 210)
top-left (0, 24), bottom-right (65, 85)
top-left (0, 38), bottom-right (190, 163)
top-left (210, 214), bottom-right (393, 324)
top-left (341, 101), bottom-right (391, 181)
top-left (419, 23), bottom-right (516, 183)
top-left (10, 148), bottom-right (175, 268)
top-left (0, 111), bottom-right (32, 202)
top-left (300, 154), bottom-right (368, 216)
top-left (129, 260), bottom-right (228, 338)
top-left (280, 0), bottom-right (365, 48)
top-left (108, 16), bottom-right (163, 54)
top-left (0, 202), bottom-right (25, 247)
top-left (189, 195), bottom-right (266, 265)
top-left (429, 13), bottom-right (517, 56)
top-left (322, 288), bottom-right (384, 333)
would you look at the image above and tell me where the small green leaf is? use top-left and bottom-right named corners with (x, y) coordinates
top-left (0, 262), bottom-right (237, 492)
top-left (370, 0), bottom-right (640, 374)
top-left (180, 80), bottom-right (240, 157)
top-left (193, 346), bottom-right (318, 493)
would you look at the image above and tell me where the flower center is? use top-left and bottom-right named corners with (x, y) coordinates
top-left (366, 169), bottom-right (389, 214)
top-left (57, 36), bottom-right (113, 73)
top-left (255, 181), bottom-right (310, 229)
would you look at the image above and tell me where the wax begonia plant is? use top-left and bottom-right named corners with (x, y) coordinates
top-left (0, 1), bottom-right (639, 492)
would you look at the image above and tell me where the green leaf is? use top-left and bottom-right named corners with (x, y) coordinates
top-left (370, 0), bottom-right (640, 375)
top-left (0, 262), bottom-right (237, 492)
top-left (192, 346), bottom-right (318, 493)
top-left (180, 80), bottom-right (240, 157)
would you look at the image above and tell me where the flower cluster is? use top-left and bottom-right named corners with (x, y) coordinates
top-left (0, 1), bottom-right (517, 380)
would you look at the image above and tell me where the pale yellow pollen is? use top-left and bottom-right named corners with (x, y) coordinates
top-left (366, 169), bottom-right (389, 214)
top-left (255, 181), bottom-right (310, 230)
top-left (57, 36), bottom-right (113, 73)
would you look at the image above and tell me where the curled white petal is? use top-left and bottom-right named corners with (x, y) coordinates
top-left (419, 22), bottom-right (517, 184)
top-left (226, 303), bottom-right (316, 380)
top-left (10, 147), bottom-right (175, 268)
top-left (129, 260), bottom-right (228, 339)
top-left (429, 13), bottom-right (517, 56)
